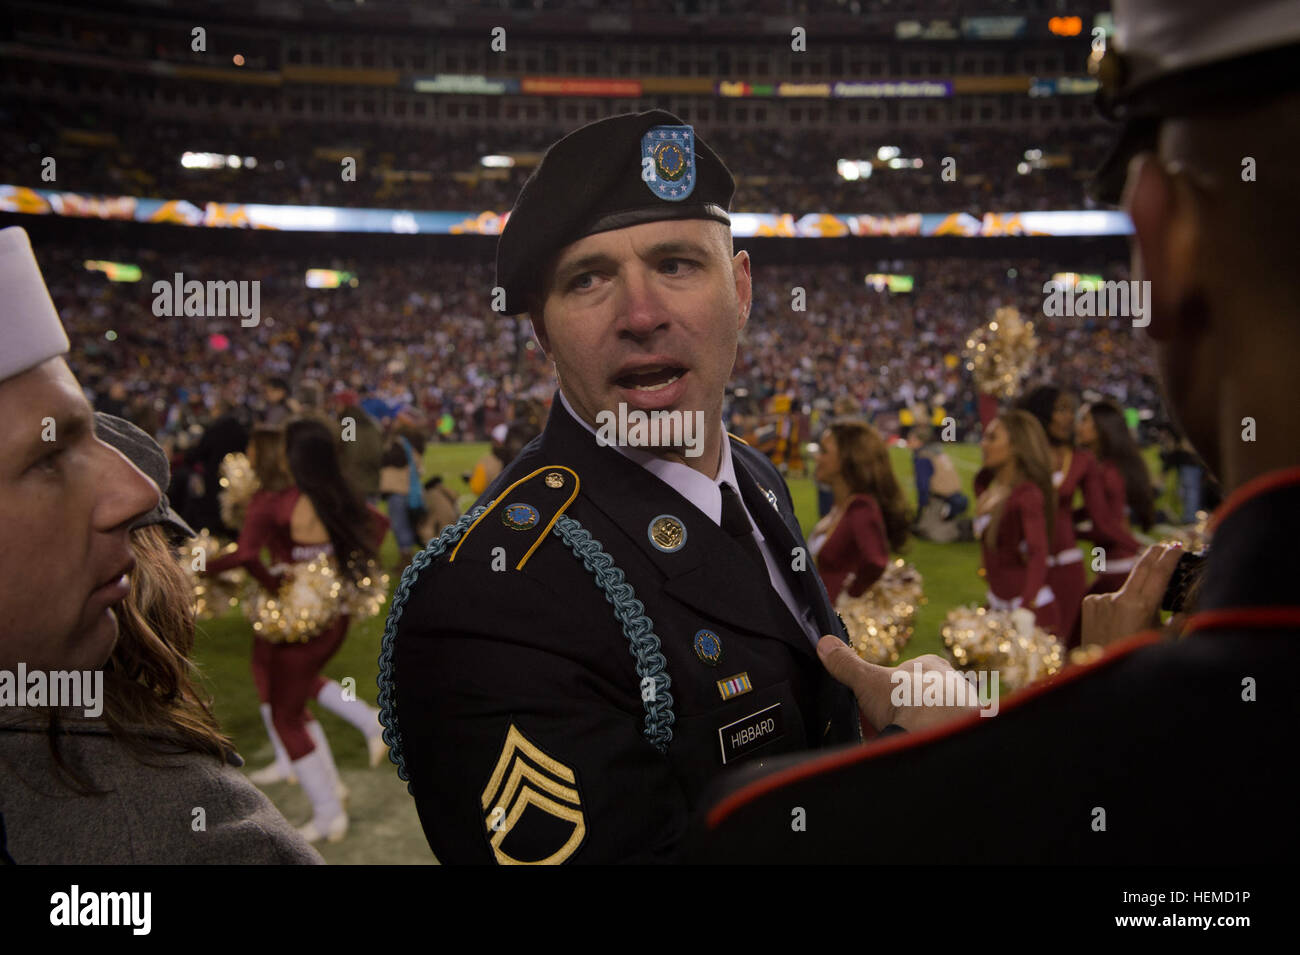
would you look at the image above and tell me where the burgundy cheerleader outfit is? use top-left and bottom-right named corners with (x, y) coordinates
top-left (1047, 449), bottom-right (1094, 648)
top-left (208, 487), bottom-right (387, 760)
top-left (1076, 458), bottom-right (1143, 604)
top-left (976, 478), bottom-right (1058, 632)
top-left (813, 494), bottom-right (891, 604)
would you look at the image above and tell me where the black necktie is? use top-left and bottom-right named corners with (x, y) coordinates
top-left (719, 482), bottom-right (766, 573)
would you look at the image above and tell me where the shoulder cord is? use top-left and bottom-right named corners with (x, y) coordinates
top-left (377, 505), bottom-right (675, 791)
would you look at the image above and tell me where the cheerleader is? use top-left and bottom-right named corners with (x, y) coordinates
top-left (207, 419), bottom-right (389, 842)
top-left (1016, 385), bottom-right (1091, 646)
top-left (975, 411), bottom-right (1058, 632)
top-left (1076, 399), bottom-right (1156, 600)
top-left (807, 420), bottom-right (909, 603)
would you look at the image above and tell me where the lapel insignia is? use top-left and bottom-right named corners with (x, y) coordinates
top-left (501, 502), bottom-right (539, 531)
top-left (648, 514), bottom-right (687, 553)
top-left (544, 471), bottom-right (565, 488)
top-left (481, 723), bottom-right (587, 865)
top-left (764, 487), bottom-right (780, 512)
top-left (717, 671), bottom-right (753, 701)
top-left (693, 628), bottom-right (722, 666)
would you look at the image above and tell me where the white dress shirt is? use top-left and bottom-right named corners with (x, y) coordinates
top-left (558, 390), bottom-right (823, 646)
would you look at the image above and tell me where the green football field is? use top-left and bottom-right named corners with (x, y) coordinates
top-left (190, 440), bottom-right (1175, 863)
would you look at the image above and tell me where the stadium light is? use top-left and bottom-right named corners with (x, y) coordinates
top-left (876, 146), bottom-right (900, 161)
top-left (181, 151), bottom-right (223, 169)
top-left (836, 159), bottom-right (872, 181)
top-left (480, 155), bottom-right (516, 168)
top-left (1048, 16), bottom-right (1083, 36)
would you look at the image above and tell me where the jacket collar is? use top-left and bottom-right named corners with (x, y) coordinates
top-left (535, 392), bottom-right (817, 658)
top-left (1197, 467), bottom-right (1300, 612)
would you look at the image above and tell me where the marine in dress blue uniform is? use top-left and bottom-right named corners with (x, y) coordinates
top-left (687, 0), bottom-right (1300, 864)
top-left (377, 111), bottom-right (861, 864)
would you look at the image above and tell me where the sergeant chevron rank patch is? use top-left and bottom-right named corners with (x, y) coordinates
top-left (481, 723), bottom-right (587, 865)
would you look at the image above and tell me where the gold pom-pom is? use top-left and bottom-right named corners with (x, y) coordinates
top-left (837, 559), bottom-right (925, 665)
top-left (184, 528), bottom-right (246, 619)
top-left (218, 452), bottom-right (259, 531)
top-left (243, 557), bottom-right (343, 643)
top-left (242, 556), bottom-right (391, 642)
top-left (942, 605), bottom-right (1064, 692)
top-left (341, 558), bottom-right (390, 622)
top-left (963, 307), bottom-right (1039, 399)
top-left (1068, 643), bottom-right (1107, 667)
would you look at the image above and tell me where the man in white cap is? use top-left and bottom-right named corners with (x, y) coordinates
top-left (0, 226), bottom-right (160, 672)
top-left (690, 0), bottom-right (1300, 863)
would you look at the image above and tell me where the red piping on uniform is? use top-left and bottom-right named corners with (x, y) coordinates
top-left (706, 628), bottom-right (1164, 828)
top-left (1183, 606), bottom-right (1300, 633)
top-left (1209, 466), bottom-right (1300, 532)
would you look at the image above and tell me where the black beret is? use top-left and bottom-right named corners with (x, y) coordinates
top-left (496, 109), bottom-right (735, 316)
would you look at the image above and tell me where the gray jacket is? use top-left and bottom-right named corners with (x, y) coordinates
top-left (0, 708), bottom-right (322, 864)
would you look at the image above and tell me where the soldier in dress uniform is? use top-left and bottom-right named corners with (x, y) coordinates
top-left (378, 110), bottom-right (972, 864)
top-left (687, 0), bottom-right (1300, 863)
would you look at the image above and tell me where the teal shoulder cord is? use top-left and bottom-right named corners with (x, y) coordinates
top-left (377, 505), bottom-right (676, 790)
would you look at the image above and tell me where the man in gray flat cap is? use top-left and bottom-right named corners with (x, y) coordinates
top-left (0, 226), bottom-right (161, 673)
top-left (690, 0), bottom-right (1300, 864)
top-left (381, 111), bottom-right (972, 864)
top-left (0, 226), bottom-right (322, 864)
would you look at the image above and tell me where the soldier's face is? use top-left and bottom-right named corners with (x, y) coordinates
top-left (0, 359), bottom-right (160, 671)
top-left (531, 219), bottom-right (751, 449)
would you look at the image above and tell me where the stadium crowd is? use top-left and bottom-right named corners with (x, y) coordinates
top-left (3, 112), bottom-right (1110, 215)
top-left (37, 243), bottom-right (1158, 454)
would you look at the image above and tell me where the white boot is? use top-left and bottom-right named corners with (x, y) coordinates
top-left (249, 703), bottom-right (297, 785)
top-left (293, 747), bottom-right (348, 844)
top-left (314, 678), bottom-right (387, 768)
top-left (305, 719), bottom-right (349, 806)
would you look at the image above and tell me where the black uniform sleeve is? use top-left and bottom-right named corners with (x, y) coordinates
top-left (392, 565), bottom-right (689, 864)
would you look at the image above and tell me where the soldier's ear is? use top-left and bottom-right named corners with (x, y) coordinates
top-left (732, 248), bottom-right (752, 332)
top-left (527, 305), bottom-right (551, 358)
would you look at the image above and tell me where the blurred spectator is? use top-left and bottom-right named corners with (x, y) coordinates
top-left (906, 423), bottom-right (971, 542)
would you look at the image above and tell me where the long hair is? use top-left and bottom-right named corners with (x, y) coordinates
top-left (828, 419), bottom-right (909, 553)
top-left (1086, 400), bottom-right (1156, 531)
top-left (285, 417), bottom-right (376, 584)
top-left (1017, 384), bottom-right (1068, 448)
top-left (47, 525), bottom-right (234, 793)
top-left (247, 426), bottom-right (290, 492)
top-left (989, 410), bottom-right (1057, 551)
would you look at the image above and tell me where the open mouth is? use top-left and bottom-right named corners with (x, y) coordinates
top-left (614, 365), bottom-right (687, 393)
